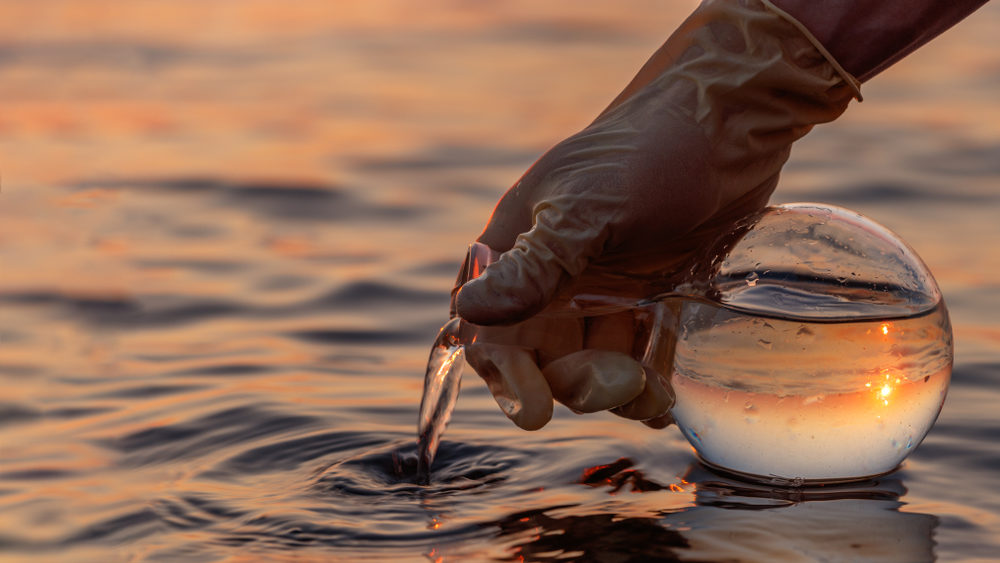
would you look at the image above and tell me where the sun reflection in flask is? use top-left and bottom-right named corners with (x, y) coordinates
top-left (866, 370), bottom-right (903, 407)
top-left (880, 382), bottom-right (892, 405)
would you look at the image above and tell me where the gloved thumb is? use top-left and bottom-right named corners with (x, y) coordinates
top-left (456, 200), bottom-right (607, 325)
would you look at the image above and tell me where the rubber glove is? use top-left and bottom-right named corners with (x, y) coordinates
top-left (452, 242), bottom-right (678, 431)
top-left (454, 0), bottom-right (861, 429)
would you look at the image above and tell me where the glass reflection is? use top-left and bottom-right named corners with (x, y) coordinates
top-left (489, 459), bottom-right (937, 562)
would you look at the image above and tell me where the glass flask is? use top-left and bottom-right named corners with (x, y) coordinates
top-left (430, 203), bottom-right (952, 485)
top-left (661, 203), bottom-right (952, 484)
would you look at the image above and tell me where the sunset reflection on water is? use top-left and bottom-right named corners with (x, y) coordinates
top-left (0, 1), bottom-right (998, 561)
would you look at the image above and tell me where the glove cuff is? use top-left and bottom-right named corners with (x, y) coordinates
top-left (759, 0), bottom-right (863, 101)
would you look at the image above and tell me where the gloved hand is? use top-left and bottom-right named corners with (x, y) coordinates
top-left (451, 242), bottom-right (679, 431)
top-left (454, 0), bottom-right (860, 430)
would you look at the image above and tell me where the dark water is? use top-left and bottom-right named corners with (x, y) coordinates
top-left (1, 1), bottom-right (999, 561)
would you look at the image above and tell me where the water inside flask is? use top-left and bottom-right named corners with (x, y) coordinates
top-left (418, 203), bottom-right (953, 485)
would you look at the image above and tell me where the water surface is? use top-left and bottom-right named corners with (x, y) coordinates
top-left (1, 1), bottom-right (999, 561)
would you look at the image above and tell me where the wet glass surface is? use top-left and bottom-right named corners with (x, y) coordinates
top-left (1, 1), bottom-right (998, 561)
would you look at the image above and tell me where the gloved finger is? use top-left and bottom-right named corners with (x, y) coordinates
top-left (476, 316), bottom-right (584, 368)
top-left (450, 242), bottom-right (501, 319)
top-left (610, 365), bottom-right (675, 421)
top-left (641, 411), bottom-right (675, 430)
top-left (541, 349), bottom-right (646, 413)
top-left (456, 202), bottom-right (608, 326)
top-left (464, 342), bottom-right (553, 431)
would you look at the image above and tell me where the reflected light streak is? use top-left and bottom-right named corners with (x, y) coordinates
top-left (868, 370), bottom-right (904, 407)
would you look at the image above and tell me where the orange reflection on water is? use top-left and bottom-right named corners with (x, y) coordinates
top-left (50, 188), bottom-right (119, 209)
top-left (0, 1), bottom-right (993, 560)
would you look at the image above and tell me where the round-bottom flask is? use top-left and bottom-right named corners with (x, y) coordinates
top-left (663, 203), bottom-right (952, 484)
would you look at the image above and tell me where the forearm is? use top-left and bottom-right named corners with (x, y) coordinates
top-left (769, 0), bottom-right (990, 82)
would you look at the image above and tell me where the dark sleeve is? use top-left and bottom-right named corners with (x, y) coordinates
top-left (768, 0), bottom-right (991, 82)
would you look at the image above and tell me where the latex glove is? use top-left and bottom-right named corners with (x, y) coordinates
top-left (465, 317), bottom-right (676, 431)
top-left (454, 0), bottom-right (860, 429)
top-left (452, 243), bottom-right (674, 430)
top-left (452, 243), bottom-right (678, 431)
top-left (457, 0), bottom-right (859, 326)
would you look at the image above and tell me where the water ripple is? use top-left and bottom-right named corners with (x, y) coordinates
top-left (97, 384), bottom-right (206, 399)
top-left (287, 328), bottom-right (427, 345)
top-left (131, 258), bottom-right (250, 274)
top-left (102, 406), bottom-right (320, 466)
top-left (352, 144), bottom-right (538, 171)
top-left (61, 508), bottom-right (165, 545)
top-left (0, 403), bottom-right (42, 426)
top-left (0, 285), bottom-right (446, 338)
top-left (69, 177), bottom-right (428, 222)
top-left (951, 362), bottom-right (1000, 388)
top-left (789, 181), bottom-right (995, 205)
top-left (218, 431), bottom-right (387, 475)
top-left (0, 41), bottom-right (267, 69)
top-left (168, 364), bottom-right (273, 377)
top-left (315, 440), bottom-right (523, 496)
top-left (0, 290), bottom-right (242, 329)
top-left (307, 280), bottom-right (447, 310)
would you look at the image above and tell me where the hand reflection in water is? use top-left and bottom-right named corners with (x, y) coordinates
top-left (490, 460), bottom-right (937, 563)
